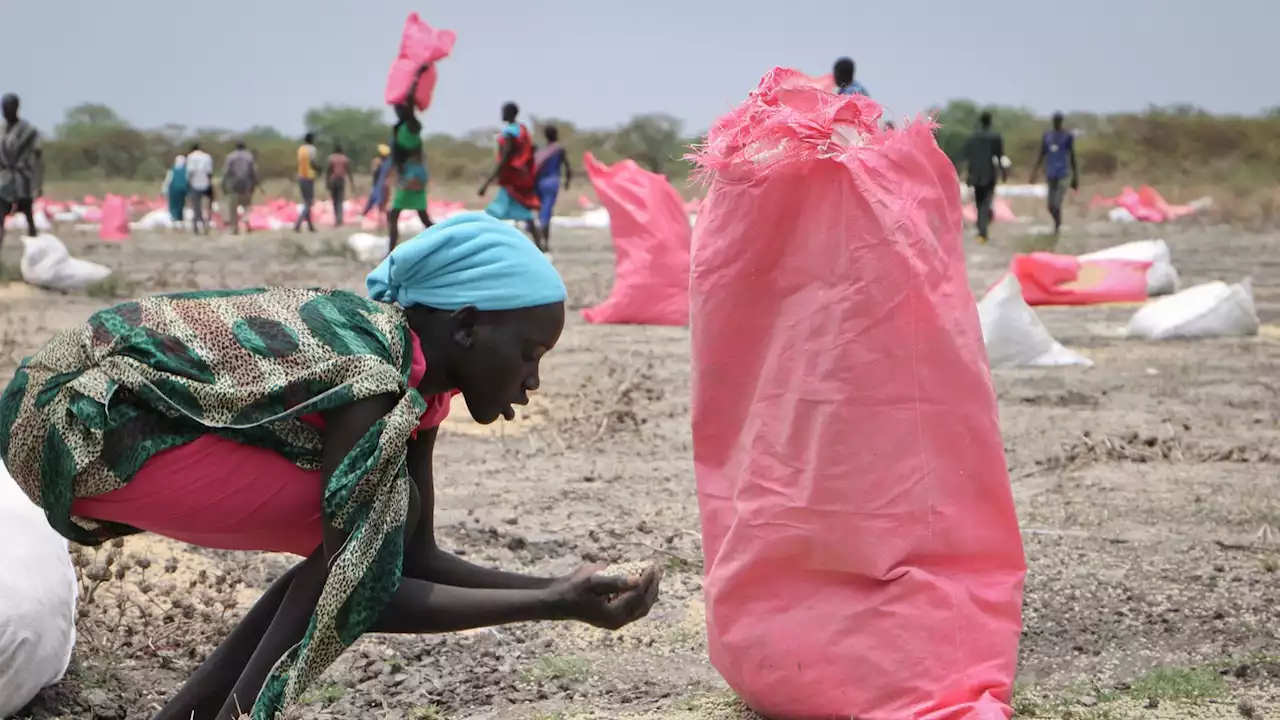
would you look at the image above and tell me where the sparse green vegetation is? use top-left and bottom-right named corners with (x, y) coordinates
top-left (1129, 664), bottom-right (1226, 701)
top-left (409, 704), bottom-right (449, 719)
top-left (518, 655), bottom-right (593, 686)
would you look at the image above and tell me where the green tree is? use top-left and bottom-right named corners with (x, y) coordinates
top-left (610, 114), bottom-right (686, 174)
top-left (56, 103), bottom-right (127, 135)
top-left (302, 105), bottom-right (389, 168)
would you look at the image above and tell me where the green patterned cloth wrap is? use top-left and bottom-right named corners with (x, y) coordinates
top-left (0, 287), bottom-right (428, 718)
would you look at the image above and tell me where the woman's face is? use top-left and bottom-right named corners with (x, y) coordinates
top-left (451, 303), bottom-right (565, 424)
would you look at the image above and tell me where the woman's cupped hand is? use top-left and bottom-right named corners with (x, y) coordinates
top-left (544, 563), bottom-right (663, 631)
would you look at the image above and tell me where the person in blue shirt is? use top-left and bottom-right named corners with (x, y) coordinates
top-left (833, 57), bottom-right (870, 97)
top-left (1029, 112), bottom-right (1078, 234)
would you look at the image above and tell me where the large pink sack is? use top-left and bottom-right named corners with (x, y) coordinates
top-left (581, 153), bottom-right (691, 326)
top-left (384, 12), bottom-right (457, 111)
top-left (98, 194), bottom-right (130, 241)
top-left (689, 68), bottom-right (1025, 720)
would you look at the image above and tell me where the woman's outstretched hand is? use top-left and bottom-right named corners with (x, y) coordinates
top-left (544, 563), bottom-right (662, 630)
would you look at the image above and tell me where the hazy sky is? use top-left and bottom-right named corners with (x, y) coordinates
top-left (3, 0), bottom-right (1275, 137)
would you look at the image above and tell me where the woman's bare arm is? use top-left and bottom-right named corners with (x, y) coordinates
top-left (402, 428), bottom-right (558, 589)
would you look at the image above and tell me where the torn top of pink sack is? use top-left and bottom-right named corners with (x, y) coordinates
top-left (689, 68), bottom-right (904, 183)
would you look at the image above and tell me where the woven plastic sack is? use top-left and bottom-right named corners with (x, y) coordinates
top-left (581, 153), bottom-right (690, 326)
top-left (384, 12), bottom-right (457, 111)
top-left (0, 463), bottom-right (78, 718)
top-left (688, 68), bottom-right (1025, 720)
top-left (98, 194), bottom-right (130, 241)
top-left (1125, 279), bottom-right (1258, 340)
top-left (1077, 240), bottom-right (1180, 296)
top-left (20, 234), bottom-right (113, 292)
top-left (978, 275), bottom-right (1092, 368)
top-left (1010, 252), bottom-right (1149, 306)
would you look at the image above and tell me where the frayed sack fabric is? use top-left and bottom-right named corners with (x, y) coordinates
top-left (688, 68), bottom-right (1025, 719)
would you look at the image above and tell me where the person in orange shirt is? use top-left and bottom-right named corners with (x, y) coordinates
top-left (293, 132), bottom-right (320, 233)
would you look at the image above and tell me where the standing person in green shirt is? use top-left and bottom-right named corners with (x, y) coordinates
top-left (388, 63), bottom-right (435, 252)
top-left (963, 111), bottom-right (1007, 245)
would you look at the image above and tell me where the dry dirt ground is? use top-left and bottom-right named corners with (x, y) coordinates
top-left (2, 216), bottom-right (1277, 720)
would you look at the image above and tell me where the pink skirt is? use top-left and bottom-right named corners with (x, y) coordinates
top-left (71, 331), bottom-right (456, 556)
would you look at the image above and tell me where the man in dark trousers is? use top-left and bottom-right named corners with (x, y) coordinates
top-left (963, 111), bottom-right (1006, 245)
top-left (1029, 112), bottom-right (1078, 234)
top-left (0, 93), bottom-right (44, 254)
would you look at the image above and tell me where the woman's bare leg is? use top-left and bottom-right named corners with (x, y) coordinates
top-left (152, 560), bottom-right (305, 720)
top-left (388, 209), bottom-right (402, 252)
top-left (214, 552), bottom-right (329, 719)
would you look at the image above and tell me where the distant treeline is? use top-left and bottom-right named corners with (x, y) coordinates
top-left (39, 101), bottom-right (1280, 194)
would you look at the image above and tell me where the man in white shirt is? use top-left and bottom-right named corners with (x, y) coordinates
top-left (185, 143), bottom-right (214, 234)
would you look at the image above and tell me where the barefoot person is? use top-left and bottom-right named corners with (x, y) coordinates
top-left (1029, 112), bottom-right (1078, 234)
top-left (479, 102), bottom-right (544, 252)
top-left (0, 93), bottom-right (44, 253)
top-left (534, 124), bottom-right (572, 253)
top-left (0, 211), bottom-right (662, 720)
top-left (388, 64), bottom-right (435, 252)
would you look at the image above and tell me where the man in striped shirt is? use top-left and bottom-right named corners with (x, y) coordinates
top-left (0, 93), bottom-right (44, 253)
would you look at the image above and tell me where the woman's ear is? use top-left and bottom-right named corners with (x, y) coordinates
top-left (450, 306), bottom-right (478, 349)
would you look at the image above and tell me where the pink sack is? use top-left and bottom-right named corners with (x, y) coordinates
top-left (98, 194), bottom-right (130, 241)
top-left (1010, 253), bottom-right (1149, 306)
top-left (384, 12), bottom-right (457, 111)
top-left (581, 153), bottom-right (691, 326)
top-left (688, 68), bottom-right (1025, 720)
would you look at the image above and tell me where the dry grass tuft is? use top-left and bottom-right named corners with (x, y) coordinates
top-left (71, 538), bottom-right (248, 665)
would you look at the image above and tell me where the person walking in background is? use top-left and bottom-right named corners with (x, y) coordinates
top-left (161, 155), bottom-right (188, 229)
top-left (533, 125), bottom-right (571, 253)
top-left (1030, 112), bottom-right (1079, 234)
top-left (0, 93), bottom-right (44, 254)
top-left (963, 111), bottom-right (1007, 245)
top-left (294, 132), bottom-right (320, 233)
top-left (185, 143), bottom-right (214, 235)
top-left (388, 64), bottom-right (435, 252)
top-left (222, 140), bottom-right (258, 235)
top-left (363, 143), bottom-right (393, 230)
top-left (479, 102), bottom-right (544, 252)
top-left (325, 142), bottom-right (356, 228)
top-left (833, 57), bottom-right (870, 97)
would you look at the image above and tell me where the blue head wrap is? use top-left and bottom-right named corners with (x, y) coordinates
top-left (366, 212), bottom-right (567, 310)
